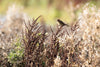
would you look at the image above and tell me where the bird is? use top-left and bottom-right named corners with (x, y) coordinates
top-left (57, 19), bottom-right (69, 27)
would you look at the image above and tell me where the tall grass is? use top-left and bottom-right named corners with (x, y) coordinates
top-left (23, 4), bottom-right (100, 67)
top-left (0, 3), bottom-right (100, 67)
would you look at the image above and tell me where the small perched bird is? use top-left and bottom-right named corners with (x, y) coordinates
top-left (57, 19), bottom-right (69, 27)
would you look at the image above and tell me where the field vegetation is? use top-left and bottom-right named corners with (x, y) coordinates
top-left (0, 0), bottom-right (100, 67)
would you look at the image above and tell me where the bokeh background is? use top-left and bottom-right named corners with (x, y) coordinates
top-left (0, 0), bottom-right (100, 25)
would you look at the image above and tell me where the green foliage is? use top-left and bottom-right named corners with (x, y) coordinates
top-left (8, 39), bottom-right (24, 64)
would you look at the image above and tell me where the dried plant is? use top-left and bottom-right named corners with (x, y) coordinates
top-left (0, 4), bottom-right (26, 67)
top-left (76, 3), bottom-right (100, 66)
top-left (1, 3), bottom-right (100, 67)
top-left (23, 16), bottom-right (47, 67)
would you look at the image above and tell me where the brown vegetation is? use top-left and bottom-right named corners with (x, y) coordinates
top-left (0, 3), bottom-right (100, 67)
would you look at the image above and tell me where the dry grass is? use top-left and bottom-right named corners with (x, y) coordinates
top-left (23, 3), bottom-right (100, 67)
top-left (0, 3), bottom-right (100, 67)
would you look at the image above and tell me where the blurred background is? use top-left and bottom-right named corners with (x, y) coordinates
top-left (0, 0), bottom-right (100, 25)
